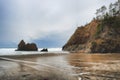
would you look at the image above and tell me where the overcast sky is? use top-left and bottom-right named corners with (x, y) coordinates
top-left (0, 0), bottom-right (117, 48)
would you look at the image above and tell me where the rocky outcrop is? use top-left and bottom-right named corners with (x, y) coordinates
top-left (63, 17), bottom-right (120, 53)
top-left (16, 40), bottom-right (38, 51)
top-left (63, 20), bottom-right (99, 52)
top-left (41, 48), bottom-right (48, 52)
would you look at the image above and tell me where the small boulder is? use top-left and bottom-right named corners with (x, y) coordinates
top-left (41, 48), bottom-right (48, 52)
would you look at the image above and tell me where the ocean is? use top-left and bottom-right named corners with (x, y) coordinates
top-left (0, 48), bottom-right (69, 56)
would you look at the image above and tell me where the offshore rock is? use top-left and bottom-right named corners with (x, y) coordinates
top-left (16, 40), bottom-right (38, 51)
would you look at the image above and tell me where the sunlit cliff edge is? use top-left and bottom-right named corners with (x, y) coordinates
top-left (63, 17), bottom-right (120, 53)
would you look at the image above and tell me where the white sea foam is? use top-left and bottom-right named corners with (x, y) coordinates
top-left (0, 48), bottom-right (69, 56)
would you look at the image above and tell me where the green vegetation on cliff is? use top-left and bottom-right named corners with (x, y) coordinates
top-left (63, 0), bottom-right (120, 53)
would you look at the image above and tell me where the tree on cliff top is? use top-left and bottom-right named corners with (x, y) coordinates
top-left (96, 0), bottom-right (120, 20)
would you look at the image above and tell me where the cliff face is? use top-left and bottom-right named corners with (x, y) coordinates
top-left (63, 17), bottom-right (120, 53)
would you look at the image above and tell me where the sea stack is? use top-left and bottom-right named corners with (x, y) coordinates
top-left (16, 40), bottom-right (38, 51)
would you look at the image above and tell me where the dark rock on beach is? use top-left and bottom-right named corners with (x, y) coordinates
top-left (41, 48), bottom-right (48, 52)
top-left (16, 40), bottom-right (38, 51)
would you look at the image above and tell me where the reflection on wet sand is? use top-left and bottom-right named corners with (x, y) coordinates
top-left (0, 53), bottom-right (120, 80)
top-left (0, 55), bottom-right (78, 80)
top-left (67, 53), bottom-right (120, 80)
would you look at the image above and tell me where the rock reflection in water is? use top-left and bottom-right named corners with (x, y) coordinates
top-left (67, 53), bottom-right (120, 80)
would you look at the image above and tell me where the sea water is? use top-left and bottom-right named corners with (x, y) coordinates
top-left (0, 48), bottom-right (69, 56)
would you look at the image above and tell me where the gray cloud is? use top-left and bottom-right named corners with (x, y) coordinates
top-left (0, 0), bottom-right (117, 47)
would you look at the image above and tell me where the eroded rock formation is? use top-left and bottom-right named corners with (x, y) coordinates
top-left (16, 40), bottom-right (38, 51)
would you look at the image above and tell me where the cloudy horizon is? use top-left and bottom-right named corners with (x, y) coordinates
top-left (0, 0), bottom-right (117, 48)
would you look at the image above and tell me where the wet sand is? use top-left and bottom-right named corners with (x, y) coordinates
top-left (0, 53), bottom-right (120, 80)
top-left (67, 53), bottom-right (120, 80)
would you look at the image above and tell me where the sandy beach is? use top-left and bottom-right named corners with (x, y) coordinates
top-left (0, 53), bottom-right (120, 80)
top-left (67, 53), bottom-right (120, 80)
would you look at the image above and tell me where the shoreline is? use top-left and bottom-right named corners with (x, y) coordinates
top-left (0, 52), bottom-right (120, 58)
top-left (0, 53), bottom-right (69, 59)
top-left (0, 52), bottom-right (78, 80)
top-left (0, 52), bottom-right (120, 80)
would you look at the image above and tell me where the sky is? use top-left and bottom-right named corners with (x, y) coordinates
top-left (0, 0), bottom-right (117, 48)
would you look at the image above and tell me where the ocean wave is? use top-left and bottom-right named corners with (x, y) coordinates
top-left (0, 48), bottom-right (69, 56)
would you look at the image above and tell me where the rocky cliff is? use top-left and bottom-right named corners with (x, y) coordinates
top-left (16, 40), bottom-right (38, 51)
top-left (63, 17), bottom-right (120, 53)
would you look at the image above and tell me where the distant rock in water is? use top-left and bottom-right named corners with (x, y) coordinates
top-left (41, 48), bottom-right (48, 52)
top-left (16, 40), bottom-right (38, 51)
